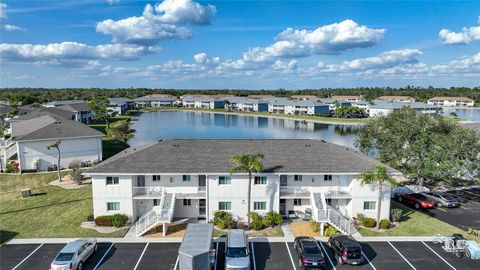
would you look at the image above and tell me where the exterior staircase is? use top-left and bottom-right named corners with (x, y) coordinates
top-left (310, 188), bottom-right (357, 235)
top-left (135, 188), bottom-right (176, 237)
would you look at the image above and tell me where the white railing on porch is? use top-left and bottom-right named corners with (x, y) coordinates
top-left (280, 186), bottom-right (310, 197)
top-left (324, 187), bottom-right (352, 199)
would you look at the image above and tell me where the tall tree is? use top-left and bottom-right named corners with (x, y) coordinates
top-left (47, 139), bottom-right (62, 182)
top-left (229, 153), bottom-right (264, 229)
top-left (89, 96), bottom-right (111, 127)
top-left (359, 165), bottom-right (397, 229)
top-left (356, 108), bottom-right (480, 184)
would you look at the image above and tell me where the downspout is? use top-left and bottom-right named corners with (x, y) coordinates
top-left (206, 174), bottom-right (209, 222)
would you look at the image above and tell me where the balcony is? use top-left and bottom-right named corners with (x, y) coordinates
top-left (323, 187), bottom-right (351, 199)
top-left (132, 186), bottom-right (206, 199)
top-left (280, 186), bottom-right (310, 198)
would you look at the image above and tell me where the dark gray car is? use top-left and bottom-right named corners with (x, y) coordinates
top-left (423, 192), bottom-right (460, 208)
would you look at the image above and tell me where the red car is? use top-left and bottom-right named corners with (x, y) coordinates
top-left (397, 193), bottom-right (434, 209)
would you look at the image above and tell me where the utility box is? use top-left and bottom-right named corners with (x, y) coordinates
top-left (21, 188), bottom-right (32, 198)
top-left (179, 223), bottom-right (214, 270)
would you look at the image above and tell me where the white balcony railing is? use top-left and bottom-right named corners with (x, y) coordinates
top-left (280, 186), bottom-right (310, 197)
top-left (133, 186), bottom-right (206, 198)
top-left (324, 187), bottom-right (351, 199)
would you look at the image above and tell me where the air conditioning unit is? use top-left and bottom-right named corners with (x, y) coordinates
top-left (33, 158), bottom-right (41, 171)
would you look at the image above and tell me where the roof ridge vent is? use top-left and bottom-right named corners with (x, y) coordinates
top-left (320, 140), bottom-right (327, 143)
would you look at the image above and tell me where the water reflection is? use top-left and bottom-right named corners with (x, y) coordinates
top-left (442, 107), bottom-right (480, 122)
top-left (128, 111), bottom-right (359, 148)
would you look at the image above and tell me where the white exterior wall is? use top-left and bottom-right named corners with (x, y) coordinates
top-left (369, 108), bottom-right (393, 117)
top-left (92, 175), bottom-right (136, 222)
top-left (17, 136), bottom-right (103, 171)
top-left (428, 100), bottom-right (474, 107)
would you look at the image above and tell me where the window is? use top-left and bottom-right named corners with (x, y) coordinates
top-left (294, 175), bottom-right (303, 181)
top-left (363, 201), bottom-right (376, 210)
top-left (106, 176), bottom-right (119, 185)
top-left (293, 199), bottom-right (302, 206)
top-left (254, 201), bottom-right (267, 210)
top-left (153, 175), bottom-right (161, 181)
top-left (183, 199), bottom-right (192, 206)
top-left (254, 176), bottom-right (267, 185)
top-left (324, 175), bottom-right (333, 181)
top-left (153, 199), bottom-right (160, 206)
top-left (107, 202), bottom-right (120, 211)
top-left (219, 201), bottom-right (232, 210)
top-left (183, 175), bottom-right (191, 181)
top-left (219, 176), bottom-right (231, 185)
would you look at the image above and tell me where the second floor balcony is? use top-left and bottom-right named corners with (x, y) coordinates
top-left (133, 186), bottom-right (206, 199)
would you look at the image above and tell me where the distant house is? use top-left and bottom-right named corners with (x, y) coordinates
top-left (134, 96), bottom-right (177, 108)
top-left (18, 103), bottom-right (92, 124)
top-left (290, 95), bottom-right (320, 100)
top-left (248, 94), bottom-right (276, 99)
top-left (319, 99), bottom-right (352, 111)
top-left (331, 95), bottom-right (364, 102)
top-left (376, 96), bottom-right (415, 103)
top-left (43, 100), bottom-right (85, 108)
top-left (350, 101), bottom-right (370, 110)
top-left (181, 96), bottom-right (225, 109)
top-left (56, 103), bottom-right (92, 124)
top-left (368, 101), bottom-right (439, 117)
top-left (268, 99), bottom-right (330, 115)
top-left (427, 97), bottom-right (475, 107)
top-left (226, 97), bottom-right (269, 112)
top-left (1, 115), bottom-right (103, 172)
top-left (108, 98), bottom-right (133, 115)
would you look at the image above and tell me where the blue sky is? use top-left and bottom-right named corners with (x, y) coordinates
top-left (0, 0), bottom-right (479, 89)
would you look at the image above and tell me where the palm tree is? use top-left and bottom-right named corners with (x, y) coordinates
top-left (47, 139), bottom-right (62, 182)
top-left (358, 165), bottom-right (397, 230)
top-left (229, 153), bottom-right (264, 229)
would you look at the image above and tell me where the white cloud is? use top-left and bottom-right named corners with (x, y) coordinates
top-left (272, 60), bottom-right (298, 73)
top-left (439, 21), bottom-right (480, 45)
top-left (96, 0), bottom-right (215, 45)
top-left (15, 74), bottom-right (35, 80)
top-left (1, 24), bottom-right (25, 31)
top-left (154, 0), bottom-right (216, 25)
top-left (242, 20), bottom-right (385, 63)
top-left (431, 52), bottom-right (480, 74)
top-left (0, 3), bottom-right (7, 20)
top-left (0, 42), bottom-right (159, 65)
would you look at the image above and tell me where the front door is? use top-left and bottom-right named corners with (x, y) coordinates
top-left (137, 175), bottom-right (145, 187)
top-left (138, 201), bottom-right (148, 217)
top-left (280, 199), bottom-right (286, 216)
top-left (199, 199), bottom-right (206, 218)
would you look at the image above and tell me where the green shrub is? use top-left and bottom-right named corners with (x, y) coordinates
top-left (94, 215), bottom-right (112, 227)
top-left (111, 214), bottom-right (128, 227)
top-left (309, 221), bottom-right (320, 232)
top-left (379, 219), bottom-right (391, 229)
top-left (263, 211), bottom-right (283, 227)
top-left (356, 213), bottom-right (366, 223)
top-left (5, 162), bottom-right (18, 173)
top-left (249, 212), bottom-right (265, 230)
top-left (86, 214), bottom-right (94, 222)
top-left (324, 226), bottom-right (340, 237)
top-left (212, 211), bottom-right (235, 229)
top-left (390, 208), bottom-right (403, 222)
top-left (362, 218), bottom-right (377, 228)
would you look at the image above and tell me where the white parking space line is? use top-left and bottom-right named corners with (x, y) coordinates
top-left (317, 241), bottom-right (336, 270)
top-left (250, 242), bottom-right (257, 270)
top-left (422, 241), bottom-right (457, 270)
top-left (11, 243), bottom-right (44, 270)
top-left (214, 242), bottom-right (219, 270)
top-left (362, 251), bottom-right (377, 270)
top-left (285, 242), bottom-right (297, 270)
top-left (133, 242), bottom-right (149, 270)
top-left (388, 241), bottom-right (416, 270)
top-left (93, 242), bottom-right (114, 270)
top-left (174, 256), bottom-right (179, 270)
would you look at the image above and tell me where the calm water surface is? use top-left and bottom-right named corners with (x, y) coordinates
top-left (442, 107), bottom-right (480, 122)
top-left (128, 111), bottom-right (359, 148)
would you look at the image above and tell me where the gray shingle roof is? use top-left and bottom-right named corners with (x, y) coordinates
top-left (134, 96), bottom-right (177, 102)
top-left (11, 115), bottom-right (104, 141)
top-left (58, 102), bottom-right (90, 112)
top-left (109, 98), bottom-right (132, 106)
top-left (370, 101), bottom-right (438, 110)
top-left (44, 100), bottom-right (85, 107)
top-left (86, 139), bottom-right (400, 174)
top-left (12, 108), bottom-right (75, 122)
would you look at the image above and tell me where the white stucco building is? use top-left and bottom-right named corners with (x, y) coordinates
top-left (368, 101), bottom-right (440, 117)
top-left (1, 114), bottom-right (103, 172)
top-left (427, 97), bottom-right (475, 107)
top-left (85, 139), bottom-right (400, 236)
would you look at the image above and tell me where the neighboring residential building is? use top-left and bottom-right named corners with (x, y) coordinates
top-left (248, 94), bottom-right (276, 99)
top-left (85, 139), bottom-right (400, 236)
top-left (134, 96), bottom-right (177, 108)
top-left (331, 95), bottom-right (364, 102)
top-left (226, 97), bottom-right (269, 112)
top-left (350, 101), bottom-right (370, 110)
top-left (56, 103), bottom-right (92, 124)
top-left (318, 99), bottom-right (352, 111)
top-left (108, 98), bottom-right (133, 115)
top-left (181, 96), bottom-right (225, 109)
top-left (290, 95), bottom-right (320, 100)
top-left (376, 96), bottom-right (416, 103)
top-left (16, 103), bottom-right (93, 124)
top-left (43, 100), bottom-right (85, 108)
top-left (368, 101), bottom-right (439, 117)
top-left (1, 115), bottom-right (103, 172)
top-left (427, 97), bottom-right (475, 107)
top-left (268, 100), bottom-right (330, 115)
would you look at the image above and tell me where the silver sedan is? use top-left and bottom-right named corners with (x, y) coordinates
top-left (50, 238), bottom-right (97, 270)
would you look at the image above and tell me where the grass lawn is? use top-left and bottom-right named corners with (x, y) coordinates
top-left (0, 172), bottom-right (128, 244)
top-left (150, 107), bottom-right (368, 124)
top-left (88, 115), bottom-right (133, 159)
top-left (358, 202), bottom-right (474, 237)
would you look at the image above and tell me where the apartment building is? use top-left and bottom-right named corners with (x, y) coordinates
top-left (369, 101), bottom-right (439, 117)
top-left (108, 98), bottom-right (134, 115)
top-left (181, 96), bottom-right (225, 109)
top-left (330, 95), bottom-right (364, 102)
top-left (134, 96), bottom-right (177, 108)
top-left (427, 97), bottom-right (475, 107)
top-left (226, 97), bottom-right (269, 112)
top-left (290, 95), bottom-right (320, 101)
top-left (376, 96), bottom-right (416, 103)
top-left (318, 99), bottom-right (352, 111)
top-left (85, 139), bottom-right (400, 236)
top-left (268, 100), bottom-right (330, 115)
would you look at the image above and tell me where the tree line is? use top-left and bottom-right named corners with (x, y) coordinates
top-left (0, 87), bottom-right (479, 106)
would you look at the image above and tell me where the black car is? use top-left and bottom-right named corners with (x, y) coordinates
top-left (328, 235), bottom-right (364, 265)
top-left (293, 237), bottom-right (326, 269)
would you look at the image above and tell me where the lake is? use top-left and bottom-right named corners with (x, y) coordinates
top-left (128, 111), bottom-right (359, 148)
top-left (442, 107), bottom-right (480, 122)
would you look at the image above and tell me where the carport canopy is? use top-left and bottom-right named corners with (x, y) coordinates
top-left (178, 223), bottom-right (214, 270)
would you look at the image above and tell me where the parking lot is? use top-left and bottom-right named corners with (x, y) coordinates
top-left (397, 187), bottom-right (480, 230)
top-left (2, 240), bottom-right (479, 270)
